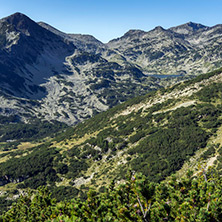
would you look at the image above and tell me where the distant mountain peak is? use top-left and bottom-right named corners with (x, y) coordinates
top-left (2, 12), bottom-right (40, 35)
top-left (1, 12), bottom-right (51, 36)
top-left (107, 29), bottom-right (146, 44)
top-left (153, 26), bottom-right (165, 31)
top-left (122, 29), bottom-right (146, 38)
top-left (183, 21), bottom-right (208, 30)
top-left (6, 12), bottom-right (28, 19)
top-left (3, 12), bottom-right (34, 26)
top-left (170, 22), bottom-right (208, 35)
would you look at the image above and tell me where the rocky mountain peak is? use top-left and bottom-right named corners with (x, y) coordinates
top-left (153, 25), bottom-right (165, 32)
top-left (111, 29), bottom-right (146, 41)
top-left (106, 29), bottom-right (146, 47)
top-left (170, 22), bottom-right (208, 35)
top-left (124, 29), bottom-right (146, 36)
top-left (4, 12), bottom-right (29, 22)
top-left (2, 12), bottom-right (40, 35)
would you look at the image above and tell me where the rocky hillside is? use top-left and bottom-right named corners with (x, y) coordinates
top-left (1, 68), bottom-right (222, 213)
top-left (107, 22), bottom-right (222, 75)
top-left (1, 13), bottom-right (222, 128)
top-left (0, 13), bottom-right (182, 127)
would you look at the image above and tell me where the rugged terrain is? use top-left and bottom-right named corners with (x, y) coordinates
top-left (108, 22), bottom-right (222, 75)
top-left (1, 13), bottom-right (222, 129)
top-left (0, 13), bottom-right (177, 127)
top-left (1, 68), bottom-right (222, 214)
top-left (1, 12), bottom-right (222, 220)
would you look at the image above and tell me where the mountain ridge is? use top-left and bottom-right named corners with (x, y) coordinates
top-left (0, 12), bottom-right (222, 127)
top-left (0, 12), bottom-right (188, 126)
top-left (1, 12), bottom-right (222, 218)
top-left (169, 21), bottom-right (208, 35)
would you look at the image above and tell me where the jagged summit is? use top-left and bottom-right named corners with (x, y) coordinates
top-left (2, 12), bottom-right (30, 22)
top-left (0, 12), bottom-right (76, 100)
top-left (107, 29), bottom-right (146, 44)
top-left (1, 12), bottom-right (39, 34)
top-left (145, 26), bottom-right (167, 36)
top-left (169, 22), bottom-right (208, 35)
top-left (123, 29), bottom-right (146, 37)
top-left (153, 25), bottom-right (165, 32)
top-left (1, 12), bottom-right (71, 44)
top-left (4, 12), bottom-right (29, 20)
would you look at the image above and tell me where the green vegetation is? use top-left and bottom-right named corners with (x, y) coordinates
top-left (0, 145), bottom-right (60, 189)
top-left (1, 68), bottom-right (222, 217)
top-left (195, 82), bottom-right (222, 102)
top-left (1, 169), bottom-right (222, 221)
top-left (164, 67), bottom-right (222, 94)
top-left (0, 119), bottom-right (67, 142)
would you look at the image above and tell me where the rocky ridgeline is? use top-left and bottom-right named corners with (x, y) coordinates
top-left (107, 22), bottom-right (222, 75)
top-left (0, 13), bottom-right (222, 125)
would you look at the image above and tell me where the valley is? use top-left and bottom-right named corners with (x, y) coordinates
top-left (0, 12), bottom-right (222, 221)
top-left (1, 68), bottom-right (222, 216)
top-left (1, 13), bottom-right (222, 128)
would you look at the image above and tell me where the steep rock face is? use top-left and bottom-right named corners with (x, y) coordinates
top-left (0, 13), bottom-right (75, 98)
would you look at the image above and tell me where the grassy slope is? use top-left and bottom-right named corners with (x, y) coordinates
top-left (1, 68), bottom-right (222, 213)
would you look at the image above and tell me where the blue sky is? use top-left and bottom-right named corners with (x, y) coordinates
top-left (0, 0), bottom-right (222, 43)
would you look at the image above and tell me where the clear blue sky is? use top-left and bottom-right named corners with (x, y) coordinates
top-left (0, 0), bottom-right (222, 43)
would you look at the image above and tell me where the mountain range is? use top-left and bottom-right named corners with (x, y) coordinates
top-left (1, 13), bottom-right (222, 127)
top-left (1, 12), bottom-right (222, 215)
